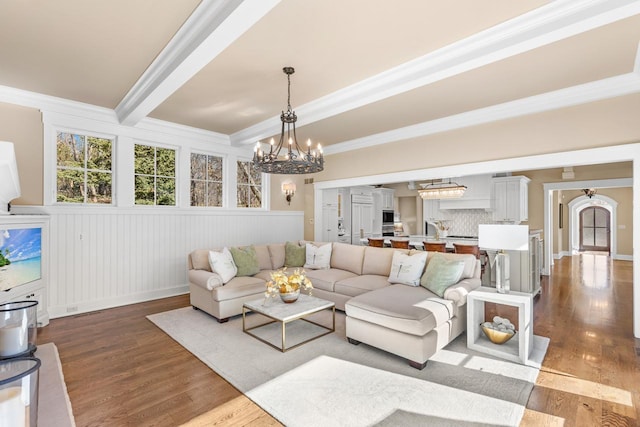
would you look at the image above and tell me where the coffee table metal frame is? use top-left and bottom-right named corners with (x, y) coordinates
top-left (242, 294), bottom-right (335, 352)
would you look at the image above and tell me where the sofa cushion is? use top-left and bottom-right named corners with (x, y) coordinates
top-left (426, 252), bottom-right (477, 279)
top-left (304, 242), bottom-right (332, 270)
top-left (330, 242), bottom-right (365, 275)
top-left (345, 285), bottom-right (455, 336)
top-left (268, 243), bottom-right (286, 269)
top-left (334, 274), bottom-right (391, 297)
top-left (254, 245), bottom-right (273, 271)
top-left (190, 249), bottom-right (213, 271)
top-left (285, 241), bottom-right (306, 267)
top-left (211, 276), bottom-right (266, 302)
top-left (229, 245), bottom-right (260, 277)
top-left (387, 251), bottom-right (428, 286)
top-left (362, 246), bottom-right (396, 276)
top-left (421, 253), bottom-right (465, 297)
top-left (208, 248), bottom-right (237, 284)
top-left (304, 268), bottom-right (358, 292)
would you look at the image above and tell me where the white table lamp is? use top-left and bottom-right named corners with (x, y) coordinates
top-left (0, 142), bottom-right (21, 215)
top-left (478, 224), bottom-right (529, 293)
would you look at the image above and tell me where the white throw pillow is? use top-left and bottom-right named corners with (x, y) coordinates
top-left (304, 243), bottom-right (332, 270)
top-left (208, 247), bottom-right (237, 284)
top-left (387, 251), bottom-right (428, 286)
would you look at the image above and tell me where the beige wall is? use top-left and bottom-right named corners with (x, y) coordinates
top-left (0, 102), bottom-right (43, 206)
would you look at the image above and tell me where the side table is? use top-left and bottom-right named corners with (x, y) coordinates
top-left (467, 286), bottom-right (534, 365)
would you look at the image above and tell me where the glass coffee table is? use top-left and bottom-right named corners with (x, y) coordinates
top-left (242, 294), bottom-right (335, 352)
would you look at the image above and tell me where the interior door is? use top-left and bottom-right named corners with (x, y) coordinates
top-left (579, 206), bottom-right (610, 253)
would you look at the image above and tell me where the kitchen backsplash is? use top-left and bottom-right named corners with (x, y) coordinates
top-left (445, 209), bottom-right (495, 236)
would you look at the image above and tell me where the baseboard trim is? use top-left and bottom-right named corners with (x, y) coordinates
top-left (48, 285), bottom-right (189, 319)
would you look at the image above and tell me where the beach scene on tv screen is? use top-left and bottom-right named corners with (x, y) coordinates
top-left (0, 227), bottom-right (42, 292)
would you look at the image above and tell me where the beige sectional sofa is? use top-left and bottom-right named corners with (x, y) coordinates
top-left (188, 241), bottom-right (481, 369)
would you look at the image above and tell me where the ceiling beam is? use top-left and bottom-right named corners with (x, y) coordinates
top-left (115, 0), bottom-right (281, 127)
top-left (230, 0), bottom-right (640, 146)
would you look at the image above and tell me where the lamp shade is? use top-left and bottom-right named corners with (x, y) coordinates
top-left (0, 142), bottom-right (21, 212)
top-left (478, 224), bottom-right (529, 251)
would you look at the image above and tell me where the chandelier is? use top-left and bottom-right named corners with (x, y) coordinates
top-left (418, 180), bottom-right (467, 199)
top-left (583, 188), bottom-right (597, 198)
top-left (252, 67), bottom-right (323, 174)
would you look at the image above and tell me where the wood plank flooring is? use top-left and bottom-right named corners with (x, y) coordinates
top-left (38, 254), bottom-right (638, 426)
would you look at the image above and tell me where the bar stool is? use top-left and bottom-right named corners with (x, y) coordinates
top-left (367, 237), bottom-right (385, 247)
top-left (453, 243), bottom-right (486, 275)
top-left (390, 239), bottom-right (410, 249)
top-left (453, 243), bottom-right (480, 258)
top-left (424, 241), bottom-right (447, 253)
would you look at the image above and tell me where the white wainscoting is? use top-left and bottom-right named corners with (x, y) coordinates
top-left (14, 206), bottom-right (303, 318)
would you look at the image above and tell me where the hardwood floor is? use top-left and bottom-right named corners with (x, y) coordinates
top-left (38, 254), bottom-right (638, 426)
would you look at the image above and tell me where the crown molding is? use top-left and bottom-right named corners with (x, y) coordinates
top-left (115, 0), bottom-right (281, 126)
top-left (324, 72), bottom-right (640, 156)
top-left (0, 84), bottom-right (232, 147)
top-left (231, 0), bottom-right (640, 146)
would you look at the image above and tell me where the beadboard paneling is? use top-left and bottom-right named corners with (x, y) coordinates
top-left (24, 207), bottom-right (303, 318)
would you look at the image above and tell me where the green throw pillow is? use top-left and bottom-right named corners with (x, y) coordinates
top-left (285, 241), bottom-right (306, 267)
top-left (229, 245), bottom-right (260, 277)
top-left (420, 254), bottom-right (465, 297)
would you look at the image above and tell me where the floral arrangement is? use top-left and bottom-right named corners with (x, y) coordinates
top-left (435, 220), bottom-right (451, 232)
top-left (265, 268), bottom-right (313, 299)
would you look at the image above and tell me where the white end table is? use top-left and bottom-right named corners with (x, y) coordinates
top-left (467, 287), bottom-right (534, 365)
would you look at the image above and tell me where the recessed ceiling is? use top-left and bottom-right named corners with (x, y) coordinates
top-left (0, 0), bottom-right (639, 154)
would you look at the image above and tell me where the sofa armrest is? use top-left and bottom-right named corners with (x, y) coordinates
top-left (188, 269), bottom-right (223, 291)
top-left (444, 278), bottom-right (482, 307)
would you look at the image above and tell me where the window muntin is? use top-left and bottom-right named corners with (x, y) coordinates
top-left (237, 161), bottom-right (262, 208)
top-left (134, 144), bottom-right (176, 206)
top-left (190, 153), bottom-right (223, 207)
top-left (56, 132), bottom-right (113, 204)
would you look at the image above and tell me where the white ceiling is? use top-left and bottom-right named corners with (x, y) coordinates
top-left (1, 0), bottom-right (639, 155)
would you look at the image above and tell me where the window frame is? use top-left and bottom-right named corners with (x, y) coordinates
top-left (53, 128), bottom-right (116, 206)
top-left (189, 151), bottom-right (225, 208)
top-left (236, 159), bottom-right (263, 209)
top-left (133, 141), bottom-right (179, 207)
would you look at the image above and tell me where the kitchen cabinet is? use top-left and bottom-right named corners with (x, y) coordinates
top-left (491, 176), bottom-right (530, 223)
top-left (321, 205), bottom-right (339, 242)
top-left (321, 189), bottom-right (339, 242)
top-left (351, 198), bottom-right (374, 245)
top-left (423, 199), bottom-right (446, 222)
top-left (322, 188), bottom-right (339, 208)
top-left (377, 188), bottom-right (395, 210)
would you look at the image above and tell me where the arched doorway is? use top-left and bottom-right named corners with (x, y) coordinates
top-left (567, 194), bottom-right (618, 258)
top-left (579, 206), bottom-right (610, 253)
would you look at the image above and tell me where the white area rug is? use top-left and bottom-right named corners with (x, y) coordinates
top-left (35, 343), bottom-right (76, 427)
top-left (148, 307), bottom-right (549, 427)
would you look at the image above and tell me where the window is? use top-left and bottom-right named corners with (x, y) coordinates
top-left (190, 153), bottom-right (223, 207)
top-left (237, 161), bottom-right (262, 208)
top-left (56, 132), bottom-right (113, 204)
top-left (134, 144), bottom-right (176, 206)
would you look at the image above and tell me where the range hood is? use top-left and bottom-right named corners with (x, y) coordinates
top-left (438, 175), bottom-right (492, 210)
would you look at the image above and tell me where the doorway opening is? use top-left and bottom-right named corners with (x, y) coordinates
top-left (579, 206), bottom-right (610, 253)
top-left (568, 194), bottom-right (617, 258)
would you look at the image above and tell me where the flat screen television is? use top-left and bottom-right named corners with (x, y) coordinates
top-left (0, 224), bottom-right (42, 293)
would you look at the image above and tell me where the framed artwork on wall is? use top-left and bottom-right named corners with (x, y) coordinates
top-left (559, 203), bottom-right (563, 229)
